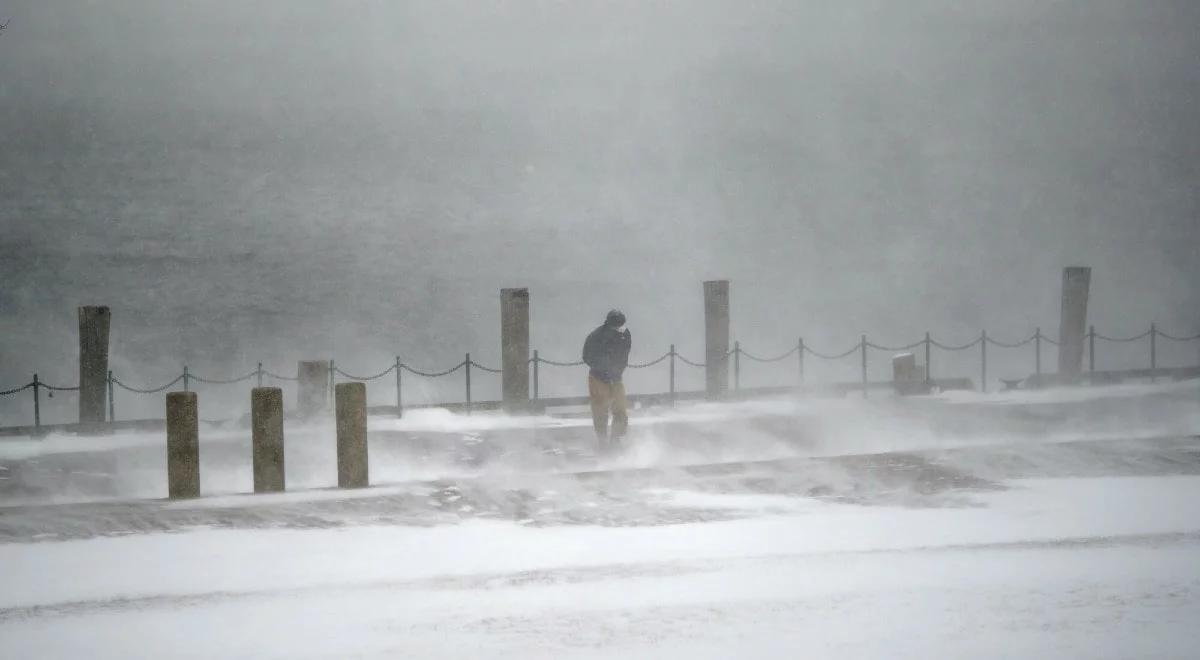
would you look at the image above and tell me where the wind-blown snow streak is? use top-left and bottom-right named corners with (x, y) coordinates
top-left (0, 381), bottom-right (1198, 658)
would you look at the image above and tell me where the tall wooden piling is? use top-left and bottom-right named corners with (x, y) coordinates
top-left (335, 382), bottom-right (368, 488)
top-left (500, 288), bottom-right (530, 412)
top-left (78, 306), bottom-right (111, 424)
top-left (251, 387), bottom-right (285, 493)
top-left (1057, 267), bottom-right (1091, 383)
top-left (166, 391), bottom-right (200, 499)
top-left (703, 280), bottom-right (730, 398)
top-left (297, 360), bottom-right (330, 417)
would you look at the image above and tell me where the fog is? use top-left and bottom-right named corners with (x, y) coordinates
top-left (1, 1), bottom-right (1198, 422)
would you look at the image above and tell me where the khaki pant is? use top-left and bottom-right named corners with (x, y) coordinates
top-left (588, 375), bottom-right (628, 442)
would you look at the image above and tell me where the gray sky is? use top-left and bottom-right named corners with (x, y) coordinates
top-left (1, 0), bottom-right (1198, 416)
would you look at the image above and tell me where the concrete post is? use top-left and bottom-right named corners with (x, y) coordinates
top-left (703, 280), bottom-right (730, 398)
top-left (892, 353), bottom-right (923, 396)
top-left (1057, 266), bottom-right (1091, 383)
top-left (500, 288), bottom-right (530, 412)
top-left (335, 382), bottom-right (368, 488)
top-left (166, 391), bottom-right (200, 499)
top-left (251, 387), bottom-right (285, 493)
top-left (297, 360), bottom-right (330, 417)
top-left (78, 306), bottom-right (111, 424)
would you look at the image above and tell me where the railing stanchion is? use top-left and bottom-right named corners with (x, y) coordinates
top-left (1150, 322), bottom-right (1157, 383)
top-left (32, 373), bottom-right (41, 429)
top-left (797, 337), bottom-right (805, 387)
top-left (464, 353), bottom-right (472, 414)
top-left (981, 330), bottom-right (988, 393)
top-left (532, 350), bottom-right (540, 401)
top-left (328, 360), bottom-right (336, 405)
top-left (924, 331), bottom-right (931, 386)
top-left (1035, 327), bottom-right (1042, 385)
top-left (1088, 324), bottom-right (1096, 381)
top-left (860, 334), bottom-right (868, 399)
top-left (395, 356), bottom-right (403, 417)
top-left (669, 344), bottom-right (676, 407)
top-left (10, 321), bottom-right (1197, 428)
top-left (733, 341), bottom-right (741, 392)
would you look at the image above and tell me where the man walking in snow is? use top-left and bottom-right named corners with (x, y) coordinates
top-left (582, 309), bottom-right (631, 451)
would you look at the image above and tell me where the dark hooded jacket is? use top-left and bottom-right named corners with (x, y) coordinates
top-left (582, 324), bottom-right (631, 384)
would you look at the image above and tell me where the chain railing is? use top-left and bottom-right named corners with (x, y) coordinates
top-left (190, 370), bottom-right (259, 386)
top-left (112, 374), bottom-right (184, 394)
top-left (333, 364), bottom-right (397, 381)
top-left (4, 323), bottom-right (1198, 429)
top-left (0, 383), bottom-right (32, 397)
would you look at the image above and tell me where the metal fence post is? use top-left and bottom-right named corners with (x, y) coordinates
top-left (1035, 327), bottom-right (1042, 383)
top-left (107, 370), bottom-right (115, 422)
top-left (797, 337), bottom-right (805, 386)
top-left (464, 353), bottom-right (472, 414)
top-left (860, 334), bottom-right (868, 399)
top-left (1150, 322), bottom-right (1157, 383)
top-left (669, 344), bottom-right (676, 407)
top-left (257, 362), bottom-right (263, 388)
top-left (394, 356), bottom-right (403, 417)
top-left (182, 365), bottom-right (190, 392)
top-left (1088, 324), bottom-right (1096, 379)
top-left (328, 360), bottom-right (336, 404)
top-left (981, 330), bottom-right (988, 393)
top-left (32, 373), bottom-right (41, 429)
top-left (532, 350), bottom-right (540, 401)
top-left (733, 341), bottom-right (741, 391)
top-left (924, 331), bottom-right (931, 385)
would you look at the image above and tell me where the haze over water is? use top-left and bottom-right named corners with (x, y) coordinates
top-left (1, 1), bottom-right (1197, 419)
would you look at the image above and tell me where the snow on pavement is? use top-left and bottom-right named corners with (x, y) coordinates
top-left (1, 475), bottom-right (1199, 658)
top-left (2, 383), bottom-right (1198, 657)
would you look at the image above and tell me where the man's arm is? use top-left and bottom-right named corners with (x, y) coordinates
top-left (582, 328), bottom-right (599, 367)
top-left (616, 330), bottom-right (631, 369)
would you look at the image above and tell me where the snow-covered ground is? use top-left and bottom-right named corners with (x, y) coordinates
top-left (1, 381), bottom-right (1199, 658)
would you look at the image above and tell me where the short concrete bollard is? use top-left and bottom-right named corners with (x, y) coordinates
top-left (297, 360), bottom-right (331, 417)
top-left (166, 391), bottom-right (200, 499)
top-left (892, 353), bottom-right (926, 396)
top-left (251, 387), bottom-right (285, 493)
top-left (335, 382), bottom-right (368, 488)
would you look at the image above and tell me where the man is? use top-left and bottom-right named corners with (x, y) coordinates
top-left (582, 309), bottom-right (631, 449)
